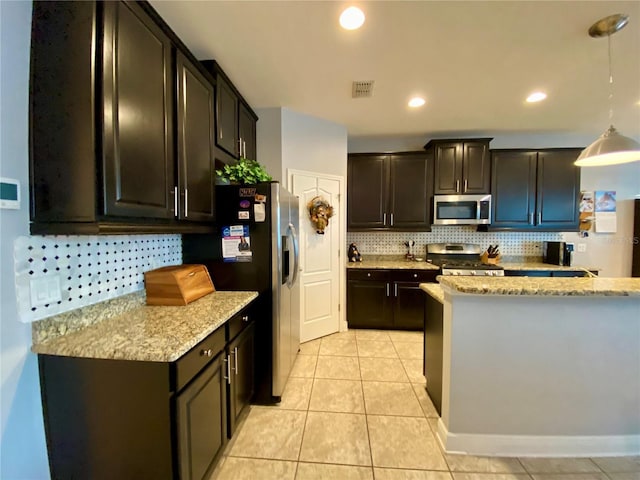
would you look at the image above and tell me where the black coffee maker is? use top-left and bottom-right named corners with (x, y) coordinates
top-left (543, 241), bottom-right (573, 266)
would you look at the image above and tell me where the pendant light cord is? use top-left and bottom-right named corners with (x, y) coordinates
top-left (608, 33), bottom-right (614, 126)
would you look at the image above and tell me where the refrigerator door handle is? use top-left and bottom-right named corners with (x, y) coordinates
top-left (287, 223), bottom-right (300, 288)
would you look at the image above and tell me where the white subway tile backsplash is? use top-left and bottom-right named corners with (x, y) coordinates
top-left (347, 226), bottom-right (563, 257)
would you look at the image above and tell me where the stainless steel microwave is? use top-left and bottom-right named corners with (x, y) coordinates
top-left (433, 194), bottom-right (492, 225)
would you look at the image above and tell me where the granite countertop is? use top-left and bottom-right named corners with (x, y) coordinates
top-left (500, 261), bottom-right (600, 272)
top-left (346, 255), bottom-right (440, 271)
top-left (31, 291), bottom-right (258, 362)
top-left (346, 255), bottom-right (599, 272)
top-left (438, 276), bottom-right (640, 297)
top-left (420, 283), bottom-right (444, 303)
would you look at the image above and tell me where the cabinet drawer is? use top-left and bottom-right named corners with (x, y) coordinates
top-left (227, 308), bottom-right (252, 342)
top-left (392, 270), bottom-right (438, 283)
top-left (175, 326), bottom-right (226, 392)
top-left (348, 270), bottom-right (389, 281)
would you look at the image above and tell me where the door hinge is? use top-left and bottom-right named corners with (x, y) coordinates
top-left (338, 304), bottom-right (341, 312)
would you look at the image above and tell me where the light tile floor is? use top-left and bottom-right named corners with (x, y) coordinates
top-left (211, 329), bottom-right (640, 480)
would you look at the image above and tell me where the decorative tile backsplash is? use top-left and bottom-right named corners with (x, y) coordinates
top-left (347, 226), bottom-right (564, 257)
top-left (14, 234), bottom-right (181, 323)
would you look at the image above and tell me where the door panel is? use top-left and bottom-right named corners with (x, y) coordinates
top-left (347, 279), bottom-right (391, 329)
top-left (291, 172), bottom-right (342, 342)
top-left (102, 1), bottom-right (174, 218)
top-left (393, 282), bottom-right (426, 330)
top-left (462, 141), bottom-right (490, 193)
top-left (176, 52), bottom-right (215, 221)
top-left (491, 151), bottom-right (537, 228)
top-left (434, 143), bottom-right (462, 194)
top-left (536, 150), bottom-right (581, 230)
top-left (347, 155), bottom-right (388, 229)
top-left (389, 154), bottom-right (431, 230)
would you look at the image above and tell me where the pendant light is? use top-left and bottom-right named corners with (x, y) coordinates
top-left (575, 14), bottom-right (640, 167)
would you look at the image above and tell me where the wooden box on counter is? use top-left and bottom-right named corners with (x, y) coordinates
top-left (144, 264), bottom-right (215, 305)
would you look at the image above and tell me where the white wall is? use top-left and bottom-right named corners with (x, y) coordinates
top-left (257, 107), bottom-right (348, 183)
top-left (349, 133), bottom-right (640, 277)
top-left (1, 1), bottom-right (51, 478)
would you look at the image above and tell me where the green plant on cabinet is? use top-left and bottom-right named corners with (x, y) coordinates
top-left (216, 157), bottom-right (272, 185)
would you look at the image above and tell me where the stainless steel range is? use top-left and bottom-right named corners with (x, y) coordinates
top-left (426, 243), bottom-right (504, 276)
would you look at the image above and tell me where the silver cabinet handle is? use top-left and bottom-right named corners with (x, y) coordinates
top-left (413, 273), bottom-right (418, 278)
top-left (386, 283), bottom-right (390, 297)
top-left (243, 141), bottom-right (247, 158)
top-left (383, 213), bottom-right (387, 225)
top-left (238, 138), bottom-right (243, 157)
top-left (464, 179), bottom-right (468, 192)
top-left (200, 348), bottom-right (212, 357)
top-left (223, 355), bottom-right (231, 384)
top-left (173, 186), bottom-right (178, 216)
top-left (234, 347), bottom-right (238, 374)
top-left (529, 212), bottom-right (534, 225)
top-left (242, 315), bottom-right (249, 322)
top-left (537, 212), bottom-right (542, 225)
top-left (367, 273), bottom-right (371, 277)
top-left (394, 283), bottom-right (398, 297)
top-left (184, 188), bottom-right (188, 217)
top-left (390, 213), bottom-right (394, 226)
top-left (456, 180), bottom-right (460, 193)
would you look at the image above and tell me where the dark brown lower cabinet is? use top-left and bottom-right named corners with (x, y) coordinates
top-left (39, 308), bottom-right (256, 480)
top-left (227, 321), bottom-right (255, 437)
top-left (347, 269), bottom-right (437, 330)
top-left (178, 355), bottom-right (227, 480)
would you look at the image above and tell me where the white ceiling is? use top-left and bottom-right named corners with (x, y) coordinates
top-left (151, 1), bottom-right (640, 140)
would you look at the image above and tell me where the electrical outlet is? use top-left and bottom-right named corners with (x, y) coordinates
top-left (30, 274), bottom-right (62, 308)
top-left (577, 243), bottom-right (587, 253)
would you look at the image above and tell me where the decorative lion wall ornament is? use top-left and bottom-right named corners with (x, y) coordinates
top-left (307, 196), bottom-right (334, 235)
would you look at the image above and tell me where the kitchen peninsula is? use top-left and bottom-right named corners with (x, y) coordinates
top-left (421, 277), bottom-right (640, 457)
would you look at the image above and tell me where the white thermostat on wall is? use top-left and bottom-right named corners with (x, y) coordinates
top-left (0, 177), bottom-right (21, 209)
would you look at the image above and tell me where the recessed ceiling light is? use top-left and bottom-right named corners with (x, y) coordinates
top-left (340, 6), bottom-right (365, 30)
top-left (408, 97), bottom-right (426, 108)
top-left (526, 92), bottom-right (547, 103)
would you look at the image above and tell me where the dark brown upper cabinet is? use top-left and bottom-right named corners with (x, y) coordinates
top-left (29, 1), bottom-right (216, 234)
top-left (201, 61), bottom-right (258, 162)
top-left (102, 1), bottom-right (175, 220)
top-left (347, 152), bottom-right (432, 231)
top-left (490, 148), bottom-right (581, 231)
top-left (425, 139), bottom-right (492, 194)
top-left (176, 51), bottom-right (216, 222)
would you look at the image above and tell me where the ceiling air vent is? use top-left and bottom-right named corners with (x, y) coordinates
top-left (352, 80), bottom-right (374, 98)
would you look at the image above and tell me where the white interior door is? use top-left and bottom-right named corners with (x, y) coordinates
top-left (289, 171), bottom-right (342, 342)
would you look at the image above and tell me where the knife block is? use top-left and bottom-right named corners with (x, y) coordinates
top-left (480, 252), bottom-right (501, 265)
top-left (144, 264), bottom-right (215, 306)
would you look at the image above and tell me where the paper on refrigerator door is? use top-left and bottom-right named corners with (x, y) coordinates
top-left (221, 225), bottom-right (252, 262)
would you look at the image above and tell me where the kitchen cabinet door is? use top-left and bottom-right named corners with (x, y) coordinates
top-left (462, 140), bottom-right (491, 193)
top-left (347, 155), bottom-right (389, 230)
top-left (392, 281), bottom-right (426, 330)
top-left (536, 149), bottom-right (581, 230)
top-left (239, 102), bottom-right (257, 160)
top-left (429, 139), bottom-right (491, 194)
top-left (388, 153), bottom-right (432, 230)
top-left (433, 142), bottom-right (463, 194)
top-left (176, 52), bottom-right (216, 222)
top-left (227, 321), bottom-right (255, 437)
top-left (102, 1), bottom-right (175, 219)
top-left (347, 271), bottom-right (392, 328)
top-left (491, 151), bottom-right (537, 229)
top-left (424, 294), bottom-right (444, 415)
top-left (177, 354), bottom-right (228, 480)
top-left (216, 75), bottom-right (239, 157)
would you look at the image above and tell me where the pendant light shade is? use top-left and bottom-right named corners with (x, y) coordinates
top-left (576, 126), bottom-right (640, 166)
top-left (576, 14), bottom-right (640, 167)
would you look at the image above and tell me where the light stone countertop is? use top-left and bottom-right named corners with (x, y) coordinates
top-left (420, 283), bottom-right (444, 303)
top-left (346, 255), bottom-right (440, 271)
top-left (346, 255), bottom-right (599, 273)
top-left (438, 276), bottom-right (640, 297)
top-left (31, 291), bottom-right (258, 362)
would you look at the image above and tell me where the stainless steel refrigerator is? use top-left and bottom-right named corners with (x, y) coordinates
top-left (183, 182), bottom-right (300, 402)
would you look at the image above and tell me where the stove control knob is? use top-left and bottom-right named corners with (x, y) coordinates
top-left (469, 271), bottom-right (476, 276)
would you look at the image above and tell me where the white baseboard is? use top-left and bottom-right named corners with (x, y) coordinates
top-left (437, 419), bottom-right (640, 457)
